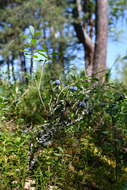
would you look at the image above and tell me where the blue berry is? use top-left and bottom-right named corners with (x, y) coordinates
top-left (79, 101), bottom-right (86, 108)
top-left (54, 80), bottom-right (60, 85)
top-left (70, 86), bottom-right (78, 91)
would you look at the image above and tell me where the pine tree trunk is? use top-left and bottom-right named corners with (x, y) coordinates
top-left (83, 43), bottom-right (94, 77)
top-left (19, 52), bottom-right (28, 83)
top-left (93, 0), bottom-right (108, 81)
top-left (11, 55), bottom-right (16, 81)
top-left (73, 0), bottom-right (94, 77)
top-left (7, 58), bottom-right (10, 81)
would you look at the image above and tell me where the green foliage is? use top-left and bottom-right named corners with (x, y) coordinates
top-left (0, 0), bottom-right (69, 80)
top-left (0, 74), bottom-right (127, 189)
top-left (0, 126), bottom-right (30, 190)
top-left (1, 0), bottom-right (127, 81)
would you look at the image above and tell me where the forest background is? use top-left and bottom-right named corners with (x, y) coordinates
top-left (0, 0), bottom-right (127, 82)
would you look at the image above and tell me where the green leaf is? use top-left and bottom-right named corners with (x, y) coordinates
top-left (36, 49), bottom-right (47, 52)
top-left (20, 50), bottom-right (29, 53)
top-left (32, 55), bottom-right (38, 58)
top-left (34, 32), bottom-right (41, 37)
top-left (54, 153), bottom-right (63, 157)
top-left (31, 39), bottom-right (37, 45)
top-left (50, 52), bottom-right (59, 56)
top-left (21, 34), bottom-right (28, 38)
top-left (38, 52), bottom-right (48, 58)
top-left (42, 45), bottom-right (48, 52)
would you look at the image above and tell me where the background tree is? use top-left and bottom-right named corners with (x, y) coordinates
top-left (0, 0), bottom-right (70, 80)
top-left (0, 0), bottom-right (127, 82)
top-left (93, 0), bottom-right (108, 80)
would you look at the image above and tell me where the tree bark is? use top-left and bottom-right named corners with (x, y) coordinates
top-left (7, 57), bottom-right (10, 81)
top-left (19, 52), bottom-right (28, 83)
top-left (93, 0), bottom-right (108, 81)
top-left (11, 55), bottom-right (16, 81)
top-left (73, 0), bottom-right (94, 76)
top-left (72, 0), bottom-right (108, 80)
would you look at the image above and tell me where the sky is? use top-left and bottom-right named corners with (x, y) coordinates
top-left (107, 22), bottom-right (127, 79)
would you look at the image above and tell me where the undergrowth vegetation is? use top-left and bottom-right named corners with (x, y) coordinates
top-left (0, 74), bottom-right (127, 190)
